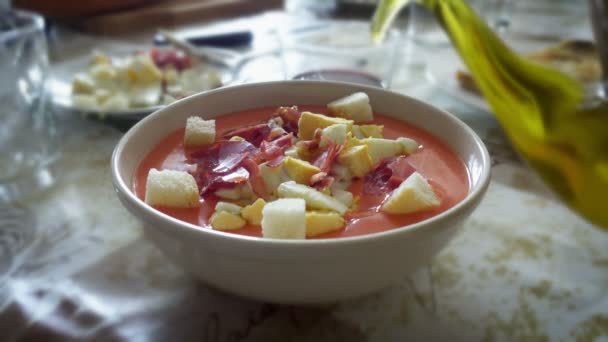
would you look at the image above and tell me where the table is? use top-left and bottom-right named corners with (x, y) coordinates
top-left (1, 8), bottom-right (607, 342)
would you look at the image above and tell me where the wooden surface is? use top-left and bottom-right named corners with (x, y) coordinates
top-left (69, 0), bottom-right (283, 35)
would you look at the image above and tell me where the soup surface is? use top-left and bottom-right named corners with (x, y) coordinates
top-left (134, 105), bottom-right (469, 238)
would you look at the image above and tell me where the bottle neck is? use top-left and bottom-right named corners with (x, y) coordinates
top-left (589, 0), bottom-right (608, 95)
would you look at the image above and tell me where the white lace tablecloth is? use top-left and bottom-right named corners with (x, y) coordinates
top-left (1, 8), bottom-right (606, 342)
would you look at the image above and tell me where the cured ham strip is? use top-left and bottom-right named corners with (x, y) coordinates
top-left (240, 157), bottom-right (268, 200)
top-left (387, 156), bottom-right (416, 187)
top-left (223, 123), bottom-right (271, 147)
top-left (260, 133), bottom-right (293, 161)
top-left (213, 141), bottom-right (257, 173)
top-left (311, 141), bottom-right (343, 173)
top-left (274, 106), bottom-right (301, 134)
top-left (266, 155), bottom-right (285, 168)
top-left (295, 128), bottom-right (323, 156)
top-left (364, 156), bottom-right (415, 194)
top-left (310, 172), bottom-right (335, 191)
top-left (190, 140), bottom-right (262, 195)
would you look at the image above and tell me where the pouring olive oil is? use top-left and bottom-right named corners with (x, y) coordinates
top-left (372, 0), bottom-right (608, 229)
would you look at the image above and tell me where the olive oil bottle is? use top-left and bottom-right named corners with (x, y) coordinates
top-left (372, 0), bottom-right (608, 229)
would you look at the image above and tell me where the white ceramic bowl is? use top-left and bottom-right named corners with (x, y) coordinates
top-left (111, 81), bottom-right (491, 304)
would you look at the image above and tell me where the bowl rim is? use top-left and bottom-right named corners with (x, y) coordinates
top-left (111, 80), bottom-right (491, 248)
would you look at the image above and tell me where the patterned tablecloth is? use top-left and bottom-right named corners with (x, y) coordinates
top-left (1, 8), bottom-right (606, 342)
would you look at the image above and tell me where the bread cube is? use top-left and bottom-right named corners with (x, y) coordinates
top-left (210, 211), bottom-right (246, 230)
top-left (261, 198), bottom-right (306, 239)
top-left (241, 198), bottom-right (266, 225)
top-left (277, 181), bottom-right (348, 215)
top-left (306, 211), bottom-right (345, 237)
top-left (184, 116), bottom-right (216, 146)
top-left (298, 111), bottom-right (353, 140)
top-left (381, 172), bottom-right (440, 214)
top-left (145, 168), bottom-right (200, 208)
top-left (327, 92), bottom-right (373, 123)
top-left (283, 157), bottom-right (321, 185)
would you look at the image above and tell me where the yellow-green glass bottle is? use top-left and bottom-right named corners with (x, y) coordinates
top-left (372, 0), bottom-right (608, 229)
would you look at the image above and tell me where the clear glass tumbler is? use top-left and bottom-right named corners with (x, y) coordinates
top-left (0, 10), bottom-right (58, 203)
top-left (279, 20), bottom-right (402, 88)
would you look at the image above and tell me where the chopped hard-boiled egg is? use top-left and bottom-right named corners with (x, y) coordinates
top-left (262, 198), bottom-right (306, 239)
top-left (130, 54), bottom-right (163, 84)
top-left (184, 117), bottom-right (215, 146)
top-left (90, 50), bottom-right (111, 65)
top-left (327, 92), bottom-right (374, 123)
top-left (358, 124), bottom-right (384, 138)
top-left (298, 111), bottom-right (354, 140)
top-left (215, 187), bottom-right (242, 200)
top-left (331, 188), bottom-right (354, 207)
top-left (397, 137), bottom-right (420, 154)
top-left (145, 168), bottom-right (199, 208)
top-left (90, 63), bottom-right (117, 85)
top-left (71, 49), bottom-right (223, 111)
top-left (259, 162), bottom-right (291, 196)
top-left (210, 210), bottom-right (246, 230)
top-left (100, 93), bottom-right (130, 111)
top-left (305, 211), bottom-right (345, 237)
top-left (381, 172), bottom-right (440, 214)
top-left (338, 145), bottom-right (374, 178)
top-left (241, 198), bottom-right (266, 225)
top-left (284, 146), bottom-right (300, 158)
top-left (320, 123), bottom-right (349, 147)
top-left (277, 181), bottom-right (348, 215)
top-left (215, 201), bottom-right (242, 215)
top-left (72, 73), bottom-right (96, 94)
top-left (282, 156), bottom-right (321, 185)
top-left (72, 94), bottom-right (97, 110)
top-left (358, 138), bottom-right (405, 166)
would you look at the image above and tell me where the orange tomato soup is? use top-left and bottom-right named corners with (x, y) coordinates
top-left (134, 106), bottom-right (469, 238)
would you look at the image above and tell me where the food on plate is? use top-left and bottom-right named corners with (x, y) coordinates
top-left (456, 40), bottom-right (602, 95)
top-left (71, 48), bottom-right (222, 111)
top-left (134, 92), bottom-right (469, 239)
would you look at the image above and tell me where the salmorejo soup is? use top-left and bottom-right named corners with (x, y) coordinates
top-left (134, 92), bottom-right (469, 239)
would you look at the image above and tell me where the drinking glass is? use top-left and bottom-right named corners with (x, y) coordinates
top-left (0, 10), bottom-right (58, 203)
top-left (410, 0), bottom-right (511, 47)
top-left (279, 20), bottom-right (402, 88)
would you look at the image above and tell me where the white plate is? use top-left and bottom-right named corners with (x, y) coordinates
top-left (47, 45), bottom-right (232, 120)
